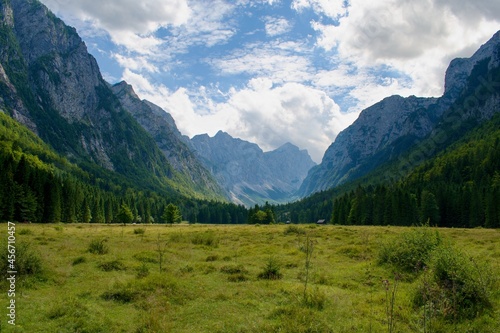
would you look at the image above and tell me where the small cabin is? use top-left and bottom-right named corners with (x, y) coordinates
top-left (316, 219), bottom-right (326, 225)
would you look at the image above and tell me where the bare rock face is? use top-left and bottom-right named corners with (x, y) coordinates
top-left (10, 0), bottom-right (101, 123)
top-left (111, 81), bottom-right (224, 198)
top-left (0, 0), bottom-right (226, 199)
top-left (191, 131), bottom-right (316, 206)
top-left (299, 31), bottom-right (500, 197)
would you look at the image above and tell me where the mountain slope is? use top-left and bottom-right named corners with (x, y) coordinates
top-left (111, 81), bottom-right (225, 200)
top-left (0, 0), bottom-right (222, 199)
top-left (191, 131), bottom-right (316, 206)
top-left (299, 31), bottom-right (500, 197)
top-left (276, 42), bottom-right (500, 225)
top-left (329, 112), bottom-right (500, 228)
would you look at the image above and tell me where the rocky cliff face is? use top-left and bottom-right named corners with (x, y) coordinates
top-left (0, 0), bottom-right (225, 199)
top-left (191, 131), bottom-right (316, 206)
top-left (299, 31), bottom-right (500, 197)
top-left (111, 81), bottom-right (224, 198)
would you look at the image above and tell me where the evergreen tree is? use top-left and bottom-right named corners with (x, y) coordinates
top-left (420, 190), bottom-right (440, 225)
top-left (117, 203), bottom-right (134, 225)
top-left (162, 203), bottom-right (182, 224)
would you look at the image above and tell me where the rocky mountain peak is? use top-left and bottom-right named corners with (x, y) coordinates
top-left (444, 31), bottom-right (500, 98)
top-left (299, 31), bottom-right (500, 197)
top-left (191, 133), bottom-right (315, 206)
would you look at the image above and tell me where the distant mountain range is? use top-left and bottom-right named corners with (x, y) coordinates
top-left (0, 0), bottom-right (315, 206)
top-left (191, 131), bottom-right (315, 206)
top-left (0, 0), bottom-right (499, 225)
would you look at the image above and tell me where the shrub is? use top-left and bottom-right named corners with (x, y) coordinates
top-left (18, 229), bottom-right (34, 235)
top-left (98, 260), bottom-right (126, 272)
top-left (101, 282), bottom-right (139, 303)
top-left (378, 226), bottom-right (442, 274)
top-left (303, 287), bottom-right (327, 310)
top-left (136, 263), bottom-right (150, 279)
top-left (88, 239), bottom-right (109, 255)
top-left (179, 265), bottom-right (194, 274)
top-left (220, 264), bottom-right (248, 275)
top-left (0, 242), bottom-right (43, 278)
top-left (283, 225), bottom-right (306, 235)
top-left (414, 245), bottom-right (494, 320)
top-left (133, 228), bottom-right (146, 235)
top-left (227, 273), bottom-right (248, 282)
top-left (205, 255), bottom-right (219, 262)
top-left (133, 251), bottom-right (159, 264)
top-left (72, 256), bottom-right (86, 266)
top-left (258, 257), bottom-right (283, 280)
top-left (191, 232), bottom-right (219, 247)
top-left (46, 299), bottom-right (106, 332)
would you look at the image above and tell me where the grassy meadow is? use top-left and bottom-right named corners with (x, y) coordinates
top-left (0, 223), bottom-right (499, 332)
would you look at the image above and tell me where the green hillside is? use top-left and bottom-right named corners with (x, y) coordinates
top-left (275, 112), bottom-right (500, 227)
top-left (0, 112), bottom-right (247, 223)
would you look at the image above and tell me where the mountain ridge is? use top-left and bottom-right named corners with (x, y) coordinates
top-left (191, 130), bottom-right (316, 206)
top-left (299, 30), bottom-right (500, 197)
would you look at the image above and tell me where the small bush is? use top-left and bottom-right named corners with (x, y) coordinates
top-left (133, 228), bottom-right (146, 235)
top-left (98, 260), bottom-right (126, 272)
top-left (133, 251), bottom-right (158, 264)
top-left (88, 239), bottom-right (109, 255)
top-left (283, 225), bottom-right (306, 235)
top-left (378, 226), bottom-right (442, 274)
top-left (191, 232), bottom-right (219, 247)
top-left (205, 255), bottom-right (218, 262)
top-left (72, 256), bottom-right (86, 266)
top-left (0, 242), bottom-right (43, 278)
top-left (179, 265), bottom-right (194, 274)
top-left (227, 273), bottom-right (248, 282)
top-left (46, 299), bottom-right (106, 332)
top-left (136, 263), bottom-right (150, 279)
top-left (414, 245), bottom-right (494, 320)
top-left (220, 264), bottom-right (248, 275)
top-left (303, 287), bottom-right (327, 310)
top-left (101, 282), bottom-right (139, 303)
top-left (258, 257), bottom-right (283, 280)
top-left (18, 229), bottom-right (34, 235)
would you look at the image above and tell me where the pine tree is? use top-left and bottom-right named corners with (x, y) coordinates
top-left (162, 203), bottom-right (181, 224)
top-left (420, 190), bottom-right (440, 225)
top-left (117, 203), bottom-right (134, 225)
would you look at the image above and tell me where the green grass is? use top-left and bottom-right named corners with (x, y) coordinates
top-left (0, 223), bottom-right (499, 332)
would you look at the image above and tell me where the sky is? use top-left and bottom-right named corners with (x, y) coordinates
top-left (39, 0), bottom-right (500, 163)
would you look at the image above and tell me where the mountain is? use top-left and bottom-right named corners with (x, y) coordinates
top-left (110, 81), bottom-right (224, 199)
top-left (299, 31), bottom-right (500, 197)
top-left (191, 131), bottom-right (316, 206)
top-left (0, 0), bottom-right (223, 200)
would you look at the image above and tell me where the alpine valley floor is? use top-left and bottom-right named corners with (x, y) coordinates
top-left (1, 223), bottom-right (499, 332)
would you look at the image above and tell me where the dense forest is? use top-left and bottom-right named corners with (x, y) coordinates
top-left (2, 107), bottom-right (499, 227)
top-left (274, 113), bottom-right (500, 227)
top-left (0, 112), bottom-right (248, 224)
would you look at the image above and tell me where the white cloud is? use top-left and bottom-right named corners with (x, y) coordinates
top-left (40, 0), bottom-right (500, 163)
top-left (208, 40), bottom-right (313, 84)
top-left (292, 0), bottom-right (347, 19)
top-left (41, 0), bottom-right (190, 32)
top-left (121, 70), bottom-right (355, 162)
top-left (264, 16), bottom-right (292, 37)
top-left (219, 79), bottom-right (356, 162)
top-left (307, 0), bottom-right (500, 98)
top-left (113, 54), bottom-right (159, 73)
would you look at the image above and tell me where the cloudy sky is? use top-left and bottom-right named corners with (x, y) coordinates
top-left (40, 0), bottom-right (500, 162)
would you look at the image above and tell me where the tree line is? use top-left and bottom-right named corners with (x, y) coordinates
top-left (275, 113), bottom-right (500, 228)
